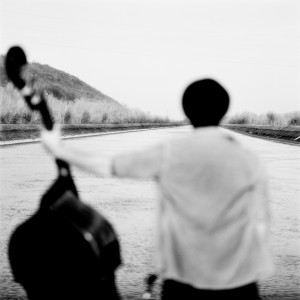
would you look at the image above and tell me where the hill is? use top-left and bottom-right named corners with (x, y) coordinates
top-left (0, 54), bottom-right (171, 125)
top-left (0, 54), bottom-right (119, 104)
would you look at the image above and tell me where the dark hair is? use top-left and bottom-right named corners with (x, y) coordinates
top-left (182, 79), bottom-right (230, 127)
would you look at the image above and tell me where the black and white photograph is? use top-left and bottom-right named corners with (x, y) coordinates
top-left (0, 0), bottom-right (299, 299)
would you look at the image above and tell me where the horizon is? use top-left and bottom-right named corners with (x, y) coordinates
top-left (1, 0), bottom-right (299, 119)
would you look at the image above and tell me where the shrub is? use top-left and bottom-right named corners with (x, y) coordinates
top-left (1, 112), bottom-right (12, 124)
top-left (81, 111), bottom-right (91, 124)
top-left (65, 91), bottom-right (76, 101)
top-left (266, 112), bottom-right (276, 125)
top-left (289, 116), bottom-right (300, 125)
top-left (227, 114), bottom-right (250, 125)
top-left (46, 86), bottom-right (64, 99)
top-left (11, 113), bottom-right (22, 124)
top-left (102, 113), bottom-right (108, 123)
top-left (64, 110), bottom-right (72, 124)
top-left (23, 112), bottom-right (32, 123)
top-left (46, 86), bottom-right (76, 101)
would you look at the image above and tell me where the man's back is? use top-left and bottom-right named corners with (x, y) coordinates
top-left (156, 126), bottom-right (274, 289)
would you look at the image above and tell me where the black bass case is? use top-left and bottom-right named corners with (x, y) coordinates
top-left (8, 175), bottom-right (121, 300)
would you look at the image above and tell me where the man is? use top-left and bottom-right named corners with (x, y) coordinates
top-left (41, 79), bottom-right (273, 299)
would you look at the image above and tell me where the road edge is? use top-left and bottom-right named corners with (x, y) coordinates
top-left (221, 124), bottom-right (300, 146)
top-left (0, 123), bottom-right (188, 146)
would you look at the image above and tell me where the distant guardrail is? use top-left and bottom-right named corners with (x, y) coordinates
top-left (0, 122), bottom-right (189, 142)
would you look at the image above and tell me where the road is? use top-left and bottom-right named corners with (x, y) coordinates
top-left (0, 126), bottom-right (299, 299)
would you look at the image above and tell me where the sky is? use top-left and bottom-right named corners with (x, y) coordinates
top-left (0, 0), bottom-right (299, 119)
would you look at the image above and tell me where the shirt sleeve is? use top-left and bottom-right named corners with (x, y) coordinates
top-left (111, 144), bottom-right (164, 179)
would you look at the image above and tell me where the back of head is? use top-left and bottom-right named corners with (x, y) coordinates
top-left (182, 79), bottom-right (230, 127)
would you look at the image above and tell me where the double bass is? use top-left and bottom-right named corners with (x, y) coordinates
top-left (5, 46), bottom-right (121, 300)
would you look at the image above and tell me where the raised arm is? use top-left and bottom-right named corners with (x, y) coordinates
top-left (41, 125), bottom-right (164, 179)
top-left (41, 125), bottom-right (112, 177)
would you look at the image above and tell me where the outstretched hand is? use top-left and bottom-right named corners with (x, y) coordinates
top-left (41, 124), bottom-right (62, 157)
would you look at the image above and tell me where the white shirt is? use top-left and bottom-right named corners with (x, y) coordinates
top-left (111, 126), bottom-right (274, 289)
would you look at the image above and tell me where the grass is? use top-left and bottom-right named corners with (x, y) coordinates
top-left (0, 85), bottom-right (170, 125)
top-left (224, 111), bottom-right (300, 126)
